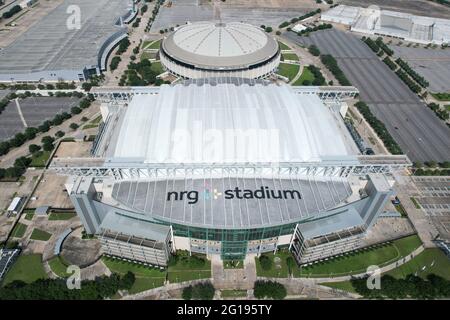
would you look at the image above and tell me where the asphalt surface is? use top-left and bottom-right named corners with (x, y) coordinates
top-left (391, 45), bottom-right (450, 93)
top-left (151, 2), bottom-right (306, 33)
top-left (283, 29), bottom-right (450, 162)
top-left (0, 96), bottom-right (80, 141)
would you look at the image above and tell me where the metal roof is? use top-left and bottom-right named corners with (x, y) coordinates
top-left (162, 21), bottom-right (279, 69)
top-left (111, 82), bottom-right (352, 164)
top-left (110, 176), bottom-right (353, 229)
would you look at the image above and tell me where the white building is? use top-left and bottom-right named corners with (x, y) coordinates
top-left (321, 5), bottom-right (450, 45)
top-left (160, 22), bottom-right (281, 79)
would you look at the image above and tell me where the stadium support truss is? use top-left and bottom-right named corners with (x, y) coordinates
top-left (91, 85), bottom-right (359, 103)
top-left (50, 155), bottom-right (411, 179)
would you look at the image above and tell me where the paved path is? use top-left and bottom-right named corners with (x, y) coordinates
top-left (105, 3), bottom-right (155, 86)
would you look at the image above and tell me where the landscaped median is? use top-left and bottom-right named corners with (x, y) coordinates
top-left (256, 235), bottom-right (422, 278)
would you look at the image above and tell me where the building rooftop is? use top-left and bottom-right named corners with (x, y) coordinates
top-left (109, 82), bottom-right (354, 164)
top-left (162, 21), bottom-right (279, 69)
top-left (108, 176), bottom-right (354, 229)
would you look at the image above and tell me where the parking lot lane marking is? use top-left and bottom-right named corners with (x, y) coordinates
top-left (15, 98), bottom-right (28, 128)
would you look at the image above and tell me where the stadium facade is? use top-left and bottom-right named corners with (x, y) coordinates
top-left (52, 80), bottom-right (410, 266)
top-left (160, 22), bottom-right (281, 79)
top-left (0, 0), bottom-right (137, 83)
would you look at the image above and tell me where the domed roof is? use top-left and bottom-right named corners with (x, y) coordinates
top-left (161, 21), bottom-right (279, 70)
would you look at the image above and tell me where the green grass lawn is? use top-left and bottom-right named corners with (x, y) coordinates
top-left (29, 151), bottom-right (51, 167)
top-left (293, 66), bottom-right (314, 85)
top-left (30, 228), bottom-right (52, 241)
top-left (255, 235), bottom-right (422, 278)
top-left (277, 63), bottom-right (300, 82)
top-left (83, 115), bottom-right (102, 129)
top-left (319, 248), bottom-right (450, 295)
top-left (11, 222), bottom-right (27, 238)
top-left (150, 61), bottom-right (164, 75)
top-left (221, 290), bottom-right (247, 298)
top-left (2, 254), bottom-right (48, 286)
top-left (24, 213), bottom-right (34, 221)
top-left (167, 255), bottom-right (211, 283)
top-left (278, 41), bottom-right (291, 50)
top-left (48, 256), bottom-right (70, 278)
top-left (140, 51), bottom-right (157, 61)
top-left (386, 248), bottom-right (450, 280)
top-left (431, 92), bottom-right (450, 101)
top-left (282, 53), bottom-right (299, 61)
top-left (147, 39), bottom-right (162, 50)
top-left (48, 212), bottom-right (77, 221)
top-left (102, 257), bottom-right (167, 293)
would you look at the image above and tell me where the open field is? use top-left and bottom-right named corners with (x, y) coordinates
top-left (1, 254), bottom-right (47, 286)
top-left (285, 29), bottom-right (450, 162)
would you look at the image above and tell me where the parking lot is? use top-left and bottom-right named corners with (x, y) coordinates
top-left (0, 96), bottom-right (80, 141)
top-left (391, 45), bottom-right (450, 93)
top-left (284, 29), bottom-right (450, 162)
top-left (151, 0), bottom-right (307, 32)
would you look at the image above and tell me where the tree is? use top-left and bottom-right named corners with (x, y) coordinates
top-left (308, 45), bottom-right (320, 56)
top-left (14, 157), bottom-right (31, 169)
top-left (69, 123), bottom-right (79, 130)
top-left (191, 282), bottom-right (215, 300)
top-left (29, 144), bottom-right (41, 154)
top-left (55, 131), bottom-right (65, 138)
top-left (24, 127), bottom-right (38, 140)
top-left (71, 106), bottom-right (81, 115)
top-left (265, 26), bottom-right (273, 33)
top-left (182, 286), bottom-right (192, 300)
top-left (119, 272), bottom-right (135, 290)
top-left (259, 255), bottom-right (272, 271)
top-left (254, 280), bottom-right (287, 299)
top-left (43, 142), bottom-right (54, 152)
top-left (41, 136), bottom-right (55, 145)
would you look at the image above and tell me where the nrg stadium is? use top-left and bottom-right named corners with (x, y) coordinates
top-left (50, 77), bottom-right (411, 267)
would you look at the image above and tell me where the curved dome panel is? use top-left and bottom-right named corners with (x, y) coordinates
top-left (162, 21), bottom-right (279, 70)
